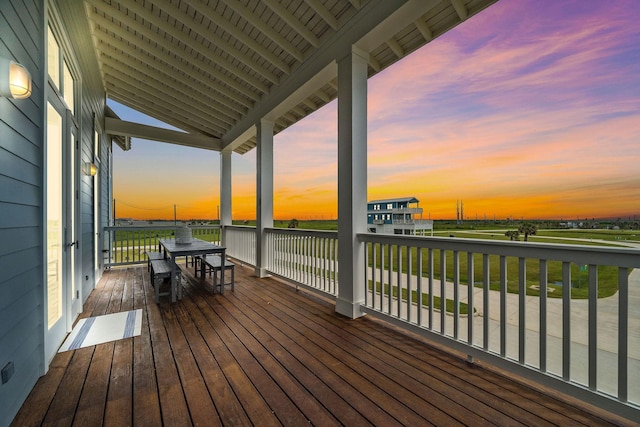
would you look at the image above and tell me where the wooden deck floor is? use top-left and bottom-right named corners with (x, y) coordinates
top-left (12, 263), bottom-right (631, 426)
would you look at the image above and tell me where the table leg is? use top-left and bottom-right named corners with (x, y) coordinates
top-left (171, 255), bottom-right (176, 302)
top-left (220, 250), bottom-right (225, 295)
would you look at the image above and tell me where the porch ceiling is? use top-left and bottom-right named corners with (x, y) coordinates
top-left (83, 0), bottom-right (498, 154)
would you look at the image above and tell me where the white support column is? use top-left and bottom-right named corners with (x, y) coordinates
top-left (220, 151), bottom-right (232, 246)
top-left (336, 46), bottom-right (369, 319)
top-left (255, 119), bottom-right (274, 278)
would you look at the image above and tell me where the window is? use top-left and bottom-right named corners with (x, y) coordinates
top-left (47, 26), bottom-right (60, 90)
top-left (63, 60), bottom-right (74, 113)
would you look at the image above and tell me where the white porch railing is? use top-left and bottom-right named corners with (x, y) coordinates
top-left (265, 228), bottom-right (339, 297)
top-left (359, 233), bottom-right (640, 419)
top-left (225, 225), bottom-right (256, 266)
top-left (103, 225), bottom-right (220, 267)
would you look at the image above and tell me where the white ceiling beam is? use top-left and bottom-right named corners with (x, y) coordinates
top-left (450, 0), bottom-right (468, 21)
top-left (220, 0), bottom-right (304, 62)
top-left (356, 0), bottom-right (441, 51)
top-left (386, 37), bottom-right (404, 59)
top-left (414, 19), bottom-right (433, 42)
top-left (302, 98), bottom-right (317, 110)
top-left (314, 89), bottom-right (331, 104)
top-left (369, 56), bottom-right (381, 72)
top-left (87, 5), bottom-right (266, 102)
top-left (106, 117), bottom-right (222, 151)
top-left (178, 0), bottom-right (292, 75)
top-left (262, 0), bottom-right (320, 48)
top-left (303, 0), bottom-right (339, 31)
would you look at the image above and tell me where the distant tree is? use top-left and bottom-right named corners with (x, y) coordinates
top-left (518, 223), bottom-right (538, 241)
top-left (288, 218), bottom-right (299, 229)
top-left (505, 230), bottom-right (520, 241)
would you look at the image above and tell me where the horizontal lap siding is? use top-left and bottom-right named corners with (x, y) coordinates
top-left (0, 0), bottom-right (44, 426)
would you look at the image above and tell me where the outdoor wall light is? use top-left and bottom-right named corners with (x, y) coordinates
top-left (0, 56), bottom-right (32, 99)
top-left (83, 162), bottom-right (98, 177)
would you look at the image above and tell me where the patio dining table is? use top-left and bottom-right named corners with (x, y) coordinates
top-left (158, 237), bottom-right (226, 302)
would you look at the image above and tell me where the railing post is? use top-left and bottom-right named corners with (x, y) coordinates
top-left (220, 150), bottom-right (232, 247)
top-left (336, 46), bottom-right (368, 318)
top-left (255, 119), bottom-right (274, 278)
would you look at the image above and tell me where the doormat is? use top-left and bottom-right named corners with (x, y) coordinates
top-left (59, 309), bottom-right (142, 352)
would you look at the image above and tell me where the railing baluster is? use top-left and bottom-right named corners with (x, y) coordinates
top-left (387, 244), bottom-right (393, 316)
top-left (417, 247), bottom-right (423, 326)
top-left (440, 249), bottom-right (446, 335)
top-left (562, 261), bottom-right (571, 380)
top-left (467, 252), bottom-right (474, 345)
top-left (500, 255), bottom-right (507, 357)
top-left (396, 244), bottom-right (402, 318)
top-left (519, 257), bottom-right (526, 364)
top-left (407, 246), bottom-right (412, 324)
top-left (588, 263), bottom-right (598, 390)
top-left (483, 253), bottom-right (490, 351)
top-left (428, 248), bottom-right (434, 330)
top-left (453, 250), bottom-right (459, 339)
top-left (379, 243), bottom-right (386, 311)
top-left (539, 259), bottom-right (547, 372)
top-left (618, 267), bottom-right (628, 402)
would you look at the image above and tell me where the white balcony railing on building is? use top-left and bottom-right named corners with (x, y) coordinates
top-left (103, 225), bottom-right (220, 267)
top-left (391, 207), bottom-right (422, 215)
top-left (265, 228), bottom-right (339, 297)
top-left (359, 233), bottom-right (640, 419)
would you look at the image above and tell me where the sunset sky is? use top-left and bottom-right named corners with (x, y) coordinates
top-left (111, 0), bottom-right (640, 221)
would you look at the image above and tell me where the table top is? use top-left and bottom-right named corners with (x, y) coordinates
top-left (159, 238), bottom-right (225, 256)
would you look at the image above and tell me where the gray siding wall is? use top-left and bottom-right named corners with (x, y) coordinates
top-left (1, 0), bottom-right (108, 424)
top-left (0, 1), bottom-right (45, 426)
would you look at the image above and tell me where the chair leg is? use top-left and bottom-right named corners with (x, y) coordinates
top-left (154, 276), bottom-right (160, 304)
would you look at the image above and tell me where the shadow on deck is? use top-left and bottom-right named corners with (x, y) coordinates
top-left (12, 262), bottom-right (631, 426)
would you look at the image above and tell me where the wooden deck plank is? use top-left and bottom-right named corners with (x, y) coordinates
top-left (9, 351), bottom-right (74, 427)
top-left (188, 286), bottom-right (309, 426)
top-left (172, 303), bottom-right (252, 426)
top-left (162, 301), bottom-right (222, 426)
top-left (10, 265), bottom-right (631, 427)
top-left (174, 290), bottom-right (280, 427)
top-left (184, 283), bottom-right (350, 426)
top-left (132, 267), bottom-right (162, 427)
top-left (251, 279), bottom-right (530, 425)
top-left (233, 278), bottom-right (468, 426)
top-left (222, 282), bottom-right (421, 426)
top-left (71, 343), bottom-right (113, 427)
top-left (41, 347), bottom-right (94, 427)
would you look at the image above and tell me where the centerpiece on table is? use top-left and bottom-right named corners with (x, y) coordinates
top-left (175, 226), bottom-right (193, 244)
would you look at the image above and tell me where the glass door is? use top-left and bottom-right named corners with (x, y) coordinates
top-left (66, 109), bottom-right (81, 322)
top-left (45, 101), bottom-right (66, 362)
top-left (45, 19), bottom-right (80, 363)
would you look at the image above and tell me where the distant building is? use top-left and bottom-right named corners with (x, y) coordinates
top-left (367, 197), bottom-right (433, 235)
